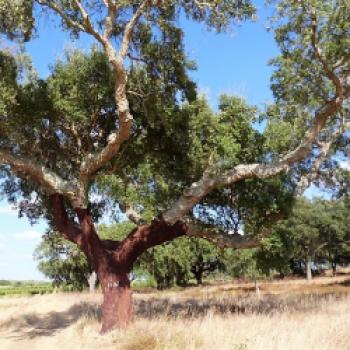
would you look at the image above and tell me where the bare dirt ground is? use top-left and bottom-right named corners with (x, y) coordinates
top-left (1, 275), bottom-right (350, 350)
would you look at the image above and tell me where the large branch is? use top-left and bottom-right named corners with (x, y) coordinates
top-left (49, 193), bottom-right (83, 244)
top-left (115, 220), bottom-right (188, 267)
top-left (119, 202), bottom-right (145, 225)
top-left (71, 0), bottom-right (104, 43)
top-left (186, 222), bottom-right (259, 249)
top-left (118, 0), bottom-right (150, 60)
top-left (36, 1), bottom-right (84, 33)
top-left (295, 117), bottom-right (350, 195)
top-left (37, 0), bottom-right (104, 43)
top-left (79, 1), bottom-right (151, 179)
top-left (311, 13), bottom-right (343, 97)
top-left (163, 95), bottom-right (347, 224)
top-left (50, 197), bottom-right (107, 270)
top-left (35, 1), bottom-right (147, 180)
top-left (115, 218), bottom-right (259, 269)
top-left (0, 149), bottom-right (85, 207)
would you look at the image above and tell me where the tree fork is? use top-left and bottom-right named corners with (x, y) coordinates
top-left (75, 208), bottom-right (135, 332)
top-left (49, 196), bottom-right (190, 332)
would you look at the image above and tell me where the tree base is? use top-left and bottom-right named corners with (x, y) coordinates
top-left (100, 285), bottom-right (133, 333)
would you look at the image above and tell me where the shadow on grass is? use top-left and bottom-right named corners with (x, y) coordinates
top-left (0, 302), bottom-right (102, 339)
top-left (333, 279), bottom-right (350, 287)
top-left (136, 292), bottom-right (348, 319)
top-left (2, 289), bottom-right (349, 340)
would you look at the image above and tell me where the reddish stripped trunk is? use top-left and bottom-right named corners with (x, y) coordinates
top-left (97, 221), bottom-right (187, 332)
top-left (49, 194), bottom-right (188, 333)
top-left (99, 272), bottom-right (132, 333)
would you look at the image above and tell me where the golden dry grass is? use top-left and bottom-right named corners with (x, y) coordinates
top-left (1, 275), bottom-right (350, 350)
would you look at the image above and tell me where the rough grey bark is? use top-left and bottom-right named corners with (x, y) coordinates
top-left (295, 119), bottom-right (350, 195)
top-left (186, 222), bottom-right (259, 249)
top-left (0, 150), bottom-right (86, 207)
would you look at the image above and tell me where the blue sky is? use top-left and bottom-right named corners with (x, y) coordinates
top-left (181, 1), bottom-right (278, 108)
top-left (0, 1), bottom-right (321, 280)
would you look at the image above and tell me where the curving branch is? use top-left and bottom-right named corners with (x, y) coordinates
top-left (0, 149), bottom-right (86, 207)
top-left (163, 93), bottom-right (349, 223)
top-left (80, 0), bottom-right (151, 179)
top-left (35, 1), bottom-right (150, 181)
top-left (295, 116), bottom-right (350, 195)
top-left (36, 1), bottom-right (84, 31)
top-left (118, 0), bottom-right (150, 60)
top-left (310, 13), bottom-right (343, 97)
top-left (72, 0), bottom-right (104, 43)
top-left (114, 220), bottom-right (188, 267)
top-left (37, 0), bottom-right (104, 43)
top-left (186, 222), bottom-right (259, 249)
top-left (119, 203), bottom-right (145, 225)
top-left (49, 193), bottom-right (83, 244)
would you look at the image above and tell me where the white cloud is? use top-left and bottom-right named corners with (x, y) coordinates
top-left (13, 230), bottom-right (42, 241)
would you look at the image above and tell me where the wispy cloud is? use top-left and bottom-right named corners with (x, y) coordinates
top-left (13, 230), bottom-right (42, 241)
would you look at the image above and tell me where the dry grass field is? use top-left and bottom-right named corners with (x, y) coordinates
top-left (1, 274), bottom-right (350, 350)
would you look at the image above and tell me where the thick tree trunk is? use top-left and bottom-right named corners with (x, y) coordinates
top-left (99, 272), bottom-right (133, 333)
top-left (306, 257), bottom-right (313, 281)
top-left (49, 195), bottom-right (188, 333)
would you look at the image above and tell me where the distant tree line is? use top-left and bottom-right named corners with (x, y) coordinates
top-left (34, 198), bottom-right (350, 289)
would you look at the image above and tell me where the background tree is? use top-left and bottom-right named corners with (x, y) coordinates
top-left (189, 238), bottom-right (224, 286)
top-left (1, 0), bottom-right (350, 333)
top-left (220, 248), bottom-right (260, 279)
top-left (138, 237), bottom-right (224, 288)
top-left (34, 231), bottom-right (92, 291)
top-left (258, 198), bottom-right (350, 280)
